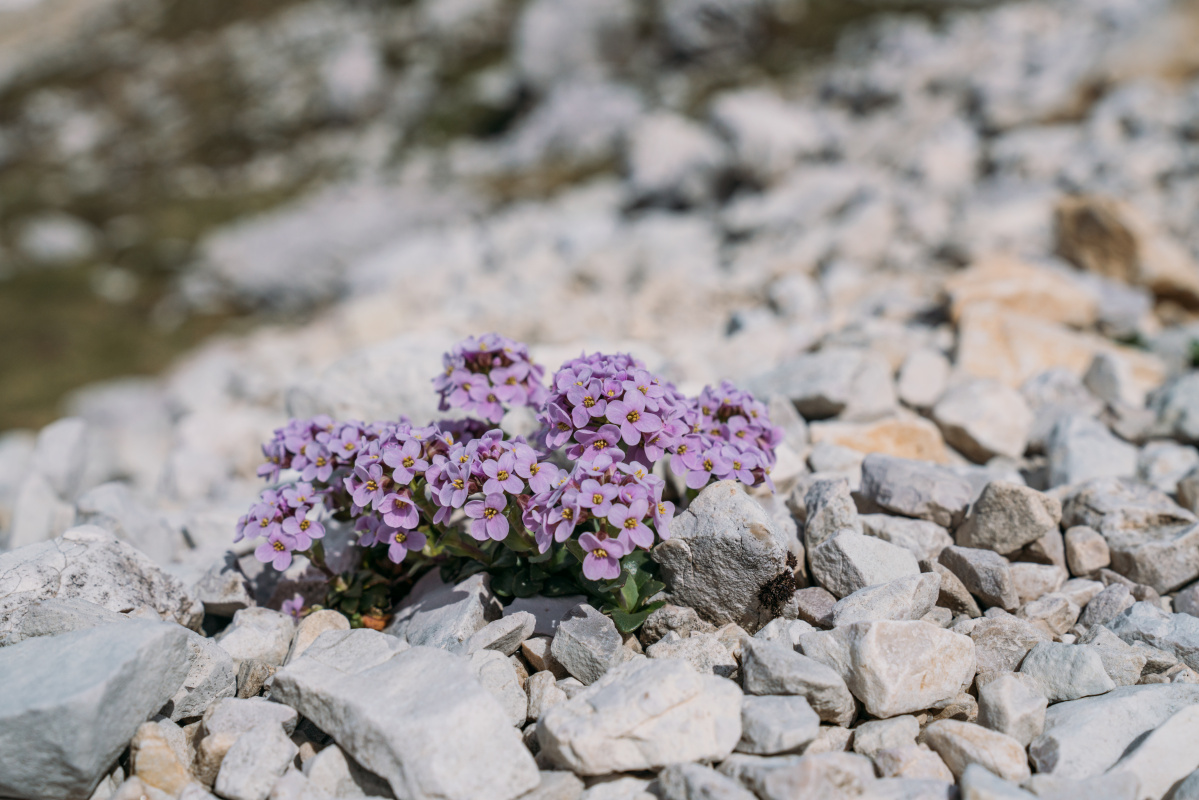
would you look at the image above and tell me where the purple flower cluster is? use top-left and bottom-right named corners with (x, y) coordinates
top-left (426, 430), bottom-right (564, 540)
top-left (236, 483), bottom-right (327, 571)
top-left (433, 333), bottom-right (549, 424)
top-left (524, 460), bottom-right (673, 580)
top-left (671, 381), bottom-right (785, 490)
top-left (540, 353), bottom-right (690, 469)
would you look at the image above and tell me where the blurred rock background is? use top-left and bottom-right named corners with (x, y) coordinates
top-left (4, 0), bottom-right (1199, 581)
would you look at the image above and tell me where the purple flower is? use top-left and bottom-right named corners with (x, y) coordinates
top-left (281, 593), bottom-right (305, 620)
top-left (436, 462), bottom-right (471, 508)
top-left (520, 459), bottom-right (557, 494)
top-left (282, 482), bottom-right (316, 508)
top-left (383, 439), bottom-right (429, 485)
top-left (355, 517), bottom-right (393, 547)
top-left (380, 490), bottom-right (419, 530)
top-left (281, 509), bottom-right (323, 549)
top-left (345, 463), bottom-right (389, 511)
top-left (482, 452), bottom-right (524, 495)
top-left (682, 446), bottom-right (732, 490)
top-left (579, 532), bottom-right (627, 581)
top-left (465, 494), bottom-right (510, 541)
top-left (255, 529), bottom-right (297, 571)
top-left (578, 478), bottom-right (618, 517)
top-left (467, 383), bottom-right (505, 423)
top-left (543, 403), bottom-right (574, 449)
top-left (567, 381), bottom-right (607, 428)
top-left (723, 445), bottom-right (760, 485)
top-left (300, 442), bottom-right (334, 483)
top-left (571, 424), bottom-right (624, 466)
top-left (387, 528), bottom-right (427, 564)
top-left (608, 499), bottom-right (653, 550)
top-left (651, 499), bottom-right (675, 540)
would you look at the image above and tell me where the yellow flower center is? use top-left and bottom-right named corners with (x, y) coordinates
top-left (259, 518), bottom-right (269, 528)
top-left (453, 478), bottom-right (465, 490)
top-left (403, 456), bottom-right (415, 468)
top-left (343, 442), bottom-right (355, 451)
top-left (583, 396), bottom-right (596, 408)
top-left (592, 547), bottom-right (608, 559)
top-left (623, 518), bottom-right (637, 530)
top-left (703, 459), bottom-right (713, 471)
top-left (677, 444), bottom-right (688, 455)
top-left (300, 520), bottom-right (310, 531)
top-left (530, 463), bottom-right (540, 475)
top-left (593, 440), bottom-right (607, 451)
top-left (272, 540), bottom-right (285, 552)
top-left (484, 507), bottom-right (498, 520)
top-left (395, 531), bottom-right (407, 544)
top-left (315, 457), bottom-right (327, 466)
top-left (497, 470), bottom-right (510, 481)
top-left (592, 493), bottom-right (603, 505)
top-left (627, 410), bottom-right (640, 423)
top-left (366, 481), bottom-right (378, 492)
top-left (562, 508), bottom-right (573, 520)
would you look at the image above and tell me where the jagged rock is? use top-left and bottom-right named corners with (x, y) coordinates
top-left (640, 604), bottom-right (717, 647)
top-left (1079, 583), bottom-right (1135, 628)
top-left (657, 762), bottom-right (755, 800)
top-left (464, 612), bottom-right (537, 656)
top-left (272, 642), bottom-right (539, 800)
top-left (830, 573), bottom-right (941, 626)
top-left (646, 632), bottom-right (738, 678)
top-left (860, 515), bottom-right (953, 562)
top-left (932, 380), bottom-right (1032, 463)
top-left (851, 715), bottom-right (919, 758)
top-left (939, 547), bottom-right (1019, 612)
top-left (551, 604), bottom-right (624, 685)
top-left (859, 455), bottom-right (974, 529)
top-left (1106, 601), bottom-right (1199, 671)
top-left (214, 726), bottom-right (297, 800)
top-left (810, 531), bottom-right (920, 600)
top-left (964, 614), bottom-right (1049, 678)
top-left (976, 673), bottom-right (1047, 747)
top-left (0, 526), bottom-right (203, 633)
top-left (955, 482), bottom-right (1061, 555)
top-left (740, 638), bottom-right (856, 726)
top-left (0, 621), bottom-right (190, 800)
top-left (216, 608), bottom-right (296, 669)
top-left (1064, 527), bottom-right (1111, 577)
top-left (192, 556), bottom-right (255, 618)
top-left (1047, 415), bottom-right (1138, 488)
top-left (538, 658), bottom-right (742, 775)
top-left (736, 695), bottom-right (820, 756)
top-left (384, 572), bottom-right (502, 651)
top-left (469, 649), bottom-right (528, 727)
top-left (921, 720), bottom-right (1030, 783)
top-left (653, 481), bottom-right (790, 629)
top-left (285, 609), bottom-right (350, 665)
top-left (803, 478), bottom-right (862, 557)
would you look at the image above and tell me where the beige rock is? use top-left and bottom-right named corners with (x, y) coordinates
top-left (521, 636), bottom-right (568, 679)
top-left (898, 348), bottom-right (952, 410)
top-left (193, 731), bottom-right (237, 788)
top-left (955, 304), bottom-right (1165, 397)
top-left (1107, 704), bottom-right (1199, 800)
top-left (285, 610), bottom-right (350, 665)
top-left (1056, 194), bottom-right (1199, 308)
top-left (873, 744), bottom-right (956, 782)
top-left (1065, 527), bottom-right (1111, 577)
top-left (131, 722), bottom-right (193, 795)
top-left (946, 255), bottom-right (1098, 328)
top-left (809, 416), bottom-right (951, 464)
top-left (921, 720), bottom-right (1031, 783)
top-left (758, 753), bottom-right (877, 799)
top-left (1018, 593), bottom-right (1081, 637)
top-left (1010, 563), bottom-right (1068, 605)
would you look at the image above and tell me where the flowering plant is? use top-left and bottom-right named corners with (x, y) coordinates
top-left (238, 334), bottom-right (783, 631)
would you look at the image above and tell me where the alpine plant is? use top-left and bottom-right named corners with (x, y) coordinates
top-left (238, 334), bottom-right (783, 631)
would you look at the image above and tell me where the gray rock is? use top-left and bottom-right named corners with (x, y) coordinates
top-left (749, 348), bottom-right (896, 421)
top-left (291, 628), bottom-right (408, 674)
top-left (1018, 642), bottom-right (1115, 702)
top-left (1020, 369), bottom-right (1105, 456)
top-left (753, 617), bottom-right (816, 649)
top-left (272, 643), bottom-right (539, 800)
top-left (932, 380), bottom-right (1032, 463)
top-left (1106, 601), bottom-right (1199, 671)
top-left (740, 637), bottom-right (856, 726)
top-left (214, 725), bottom-right (298, 800)
top-left (464, 611), bottom-right (536, 656)
top-left (538, 657), bottom-right (743, 775)
top-left (1024, 773), bottom-right (1138, 800)
top-left (30, 417), bottom-right (89, 499)
top-left (956, 482), bottom-right (1061, 556)
top-left (625, 112), bottom-right (728, 206)
top-left (810, 531), bottom-right (920, 600)
top-left (0, 526), bottom-right (203, 633)
top-left (921, 720), bottom-right (1030, 783)
top-left (300, 743), bottom-right (396, 798)
top-left (831, 573), bottom-right (941, 626)
top-left (0, 597), bottom-right (128, 646)
top-left (518, 771), bottom-right (584, 800)
top-left (1137, 440), bottom-right (1199, 495)
top-left (551, 604), bottom-right (624, 685)
top-left (926, 562), bottom-right (983, 618)
top-left (1077, 626), bottom-right (1147, 686)
top-left (1029, 684), bottom-right (1199, 778)
top-left (505, 595), bottom-right (588, 637)
top-left (1149, 372), bottom-right (1199, 444)
top-left (0, 620), bottom-right (190, 800)
top-left (872, 745), bottom-right (955, 782)
top-left (646, 632), bottom-right (738, 678)
top-left (803, 478), bottom-right (862, 557)
top-left (216, 608), bottom-right (296, 669)
top-left (939, 547), bottom-right (1019, 611)
top-left (166, 629), bottom-right (237, 722)
top-left (640, 604), bottom-right (716, 647)
top-left (513, 0), bottom-right (635, 91)
top-left (469, 649), bottom-right (528, 727)
top-left (1079, 583), bottom-right (1135, 628)
top-left (898, 348), bottom-right (952, 411)
top-left (192, 555), bottom-right (255, 618)
top-left (1064, 527), bottom-right (1110, 578)
top-left (1010, 563), bottom-right (1068, 605)
top-left (201, 697), bottom-right (298, 739)
top-left (800, 621), bottom-right (976, 719)
top-left (1106, 705), bottom-right (1199, 799)
top-left (384, 571), bottom-right (502, 650)
top-left (790, 586), bottom-right (838, 627)
top-left (736, 694), bottom-right (820, 756)
top-left (976, 673), bottom-right (1047, 747)
top-left (235, 660), bottom-right (275, 699)
top-left (860, 515), bottom-right (953, 562)
top-left (1176, 583), bottom-right (1199, 618)
top-left (653, 481), bottom-right (790, 629)
top-left (860, 455), bottom-right (974, 529)
top-left (851, 715), bottom-right (920, 758)
top-left (1047, 415), bottom-right (1138, 488)
top-left (1059, 578), bottom-right (1106, 609)
top-left (7, 472), bottom-right (76, 550)
top-left (1175, 770), bottom-right (1199, 800)
top-left (966, 614), bottom-right (1049, 678)
top-left (958, 764), bottom-right (1037, 800)
top-left (75, 482), bottom-right (180, 567)
top-left (656, 762), bottom-right (756, 800)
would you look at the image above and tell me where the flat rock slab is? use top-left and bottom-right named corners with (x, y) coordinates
top-left (0, 620), bottom-right (190, 800)
top-left (1029, 684), bottom-right (1199, 779)
top-left (809, 531), bottom-right (920, 600)
top-left (384, 571), bottom-right (503, 651)
top-left (859, 455), bottom-right (973, 529)
top-left (1107, 601), bottom-right (1199, 671)
top-left (0, 526), bottom-right (203, 634)
top-left (538, 657), bottom-right (743, 776)
top-left (272, 642), bottom-right (538, 800)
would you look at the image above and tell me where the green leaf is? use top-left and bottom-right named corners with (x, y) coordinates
top-left (512, 572), bottom-right (543, 598)
top-left (619, 574), bottom-right (640, 613)
top-left (608, 601), bottom-right (665, 634)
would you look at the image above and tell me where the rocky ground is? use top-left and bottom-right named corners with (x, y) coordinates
top-left (5, 0), bottom-right (1199, 798)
